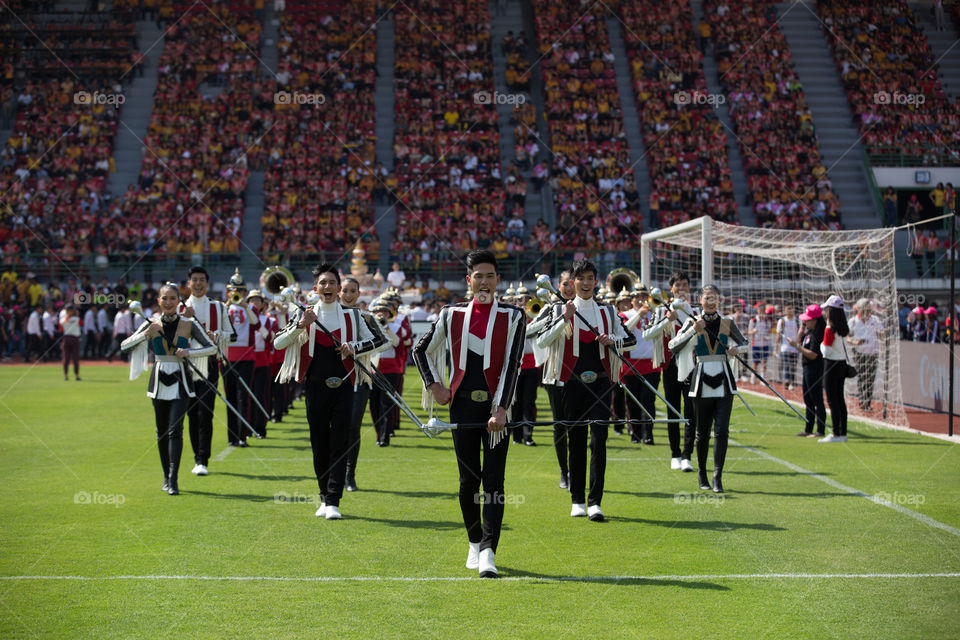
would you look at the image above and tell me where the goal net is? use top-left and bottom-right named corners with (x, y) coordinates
top-left (640, 217), bottom-right (907, 427)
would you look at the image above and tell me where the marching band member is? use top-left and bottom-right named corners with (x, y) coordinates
top-left (268, 300), bottom-right (291, 423)
top-left (627, 285), bottom-right (661, 445)
top-left (181, 266), bottom-right (234, 476)
top-left (381, 290), bottom-right (412, 436)
top-left (340, 277), bottom-right (390, 491)
top-left (645, 271), bottom-right (696, 471)
top-left (273, 264), bottom-right (380, 520)
top-left (247, 289), bottom-right (273, 440)
top-left (537, 259), bottom-right (635, 522)
top-left (668, 285), bottom-right (749, 493)
top-left (223, 270), bottom-right (260, 447)
top-left (370, 294), bottom-right (406, 446)
top-left (611, 290), bottom-right (635, 436)
top-left (511, 284), bottom-right (539, 446)
top-left (413, 250), bottom-right (525, 579)
top-left (121, 283), bottom-right (218, 495)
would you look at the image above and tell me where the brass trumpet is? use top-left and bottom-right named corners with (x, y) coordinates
top-left (525, 297), bottom-right (544, 320)
top-left (228, 290), bottom-right (244, 305)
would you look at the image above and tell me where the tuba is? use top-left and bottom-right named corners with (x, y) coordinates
top-left (261, 266), bottom-right (295, 299)
top-left (607, 267), bottom-right (640, 296)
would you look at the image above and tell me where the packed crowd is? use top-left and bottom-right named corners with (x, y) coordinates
top-left (388, 0), bottom-right (507, 272)
top-left (706, 0), bottom-right (843, 230)
top-left (818, 0), bottom-right (960, 165)
top-left (618, 0), bottom-right (738, 229)
top-left (114, 7), bottom-right (266, 264)
top-left (532, 0), bottom-right (642, 251)
top-left (259, 1), bottom-right (381, 263)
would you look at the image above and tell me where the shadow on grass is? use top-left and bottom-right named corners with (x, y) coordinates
top-left (496, 567), bottom-right (730, 590)
top-left (348, 515), bottom-right (465, 530)
top-left (214, 472), bottom-right (315, 482)
top-left (358, 487), bottom-right (454, 500)
top-left (188, 490), bottom-right (276, 502)
top-left (608, 516), bottom-right (786, 532)
top-left (606, 490), bottom-right (690, 500)
top-left (726, 470), bottom-right (830, 477)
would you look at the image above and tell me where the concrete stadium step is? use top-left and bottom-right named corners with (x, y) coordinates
top-left (520, 0), bottom-right (555, 228)
top-left (374, 12), bottom-right (395, 273)
top-left (777, 0), bottom-right (881, 229)
top-left (910, 1), bottom-right (960, 102)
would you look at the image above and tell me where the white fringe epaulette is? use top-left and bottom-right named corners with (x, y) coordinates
top-left (128, 341), bottom-right (150, 381)
top-left (275, 328), bottom-right (308, 383)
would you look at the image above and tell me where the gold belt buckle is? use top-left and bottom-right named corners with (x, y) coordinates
top-left (578, 371), bottom-right (598, 384)
top-left (325, 376), bottom-right (344, 389)
top-left (470, 390), bottom-right (490, 402)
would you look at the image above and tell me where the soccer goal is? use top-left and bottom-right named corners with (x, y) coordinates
top-left (640, 216), bottom-right (907, 427)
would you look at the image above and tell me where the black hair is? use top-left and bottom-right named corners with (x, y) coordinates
top-left (158, 282), bottom-right (180, 297)
top-left (465, 249), bottom-right (498, 273)
top-left (826, 306), bottom-right (849, 337)
top-left (188, 266), bottom-right (209, 281)
top-left (699, 284), bottom-right (720, 298)
top-left (312, 263), bottom-right (341, 285)
top-left (342, 276), bottom-right (360, 288)
top-left (570, 258), bottom-right (597, 280)
top-left (669, 271), bottom-right (690, 287)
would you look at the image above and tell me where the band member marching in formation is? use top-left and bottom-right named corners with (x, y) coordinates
top-left (527, 269), bottom-right (576, 489)
top-left (370, 292), bottom-right (407, 446)
top-left (644, 271), bottom-right (696, 471)
top-left (668, 285), bottom-right (749, 493)
top-left (537, 259), bottom-right (635, 522)
top-left (511, 284), bottom-right (539, 447)
top-left (340, 277), bottom-right (390, 491)
top-left (121, 283), bottom-right (219, 495)
top-left (268, 299), bottom-right (292, 423)
top-left (618, 287), bottom-right (661, 444)
top-left (180, 266), bottom-right (234, 476)
top-left (247, 289), bottom-right (274, 440)
top-left (224, 269), bottom-right (260, 447)
top-left (273, 264), bottom-right (380, 520)
top-left (413, 250), bottom-right (526, 579)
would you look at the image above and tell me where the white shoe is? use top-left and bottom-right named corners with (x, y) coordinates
top-left (819, 434), bottom-right (838, 443)
top-left (325, 505), bottom-right (342, 520)
top-left (315, 501), bottom-right (326, 517)
top-left (587, 504), bottom-right (604, 522)
top-left (466, 542), bottom-right (480, 570)
top-left (834, 435), bottom-right (848, 442)
top-left (191, 464), bottom-right (208, 476)
top-left (679, 459), bottom-right (694, 472)
top-left (570, 503), bottom-right (587, 517)
top-left (478, 548), bottom-right (498, 578)
top-left (670, 457), bottom-right (682, 470)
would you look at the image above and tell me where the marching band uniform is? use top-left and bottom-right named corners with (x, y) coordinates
top-left (180, 293), bottom-right (233, 474)
top-left (621, 302), bottom-right (661, 444)
top-left (537, 296), bottom-right (635, 520)
top-left (512, 302), bottom-right (541, 446)
top-left (645, 301), bottom-right (697, 468)
top-left (269, 304), bottom-right (290, 422)
top-left (121, 313), bottom-right (218, 494)
top-left (413, 298), bottom-right (525, 575)
top-left (527, 302), bottom-right (568, 487)
top-left (274, 299), bottom-right (379, 517)
top-left (344, 303), bottom-right (391, 489)
top-left (668, 311), bottom-right (748, 493)
top-left (225, 299), bottom-right (259, 446)
top-left (249, 292), bottom-right (274, 439)
top-left (370, 312), bottom-right (406, 446)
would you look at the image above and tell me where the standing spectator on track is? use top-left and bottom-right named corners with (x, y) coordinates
top-left (847, 298), bottom-right (882, 411)
top-left (776, 304), bottom-right (800, 391)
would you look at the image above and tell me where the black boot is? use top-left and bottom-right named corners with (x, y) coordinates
top-left (696, 434), bottom-right (710, 490)
top-left (161, 476), bottom-right (169, 492)
top-left (712, 434), bottom-right (728, 494)
top-left (345, 467), bottom-right (358, 492)
top-left (167, 452), bottom-right (181, 496)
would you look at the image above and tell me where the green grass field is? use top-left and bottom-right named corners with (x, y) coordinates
top-left (1, 363), bottom-right (959, 639)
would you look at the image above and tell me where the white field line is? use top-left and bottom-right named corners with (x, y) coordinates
top-left (212, 445), bottom-right (234, 462)
top-left (732, 440), bottom-right (960, 538)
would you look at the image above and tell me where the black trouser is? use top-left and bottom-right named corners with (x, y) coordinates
top-left (563, 377), bottom-right (611, 507)
top-left (153, 396), bottom-right (188, 483)
top-left (98, 331), bottom-right (112, 357)
top-left (345, 384), bottom-right (371, 482)
top-left (252, 364), bottom-right (269, 438)
top-left (82, 332), bottom-right (98, 358)
top-left (223, 359), bottom-right (253, 444)
top-left (780, 351), bottom-right (799, 386)
top-left (187, 358), bottom-right (217, 466)
top-left (624, 371), bottom-right (660, 442)
top-left (546, 384), bottom-right (568, 476)
top-left (692, 394), bottom-right (732, 478)
top-left (801, 362), bottom-right (826, 435)
top-left (25, 334), bottom-right (42, 361)
top-left (106, 333), bottom-right (129, 361)
top-left (370, 372), bottom-right (400, 444)
top-left (512, 368), bottom-right (539, 442)
top-left (304, 378), bottom-right (353, 507)
top-left (824, 359), bottom-right (848, 436)
top-left (62, 335), bottom-right (80, 377)
top-left (611, 385), bottom-right (626, 433)
top-left (450, 395), bottom-right (511, 553)
top-left (853, 352), bottom-right (878, 408)
top-left (272, 366), bottom-right (286, 421)
top-left (663, 357), bottom-right (695, 459)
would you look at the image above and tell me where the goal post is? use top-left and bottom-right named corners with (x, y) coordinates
top-left (640, 216), bottom-right (907, 427)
